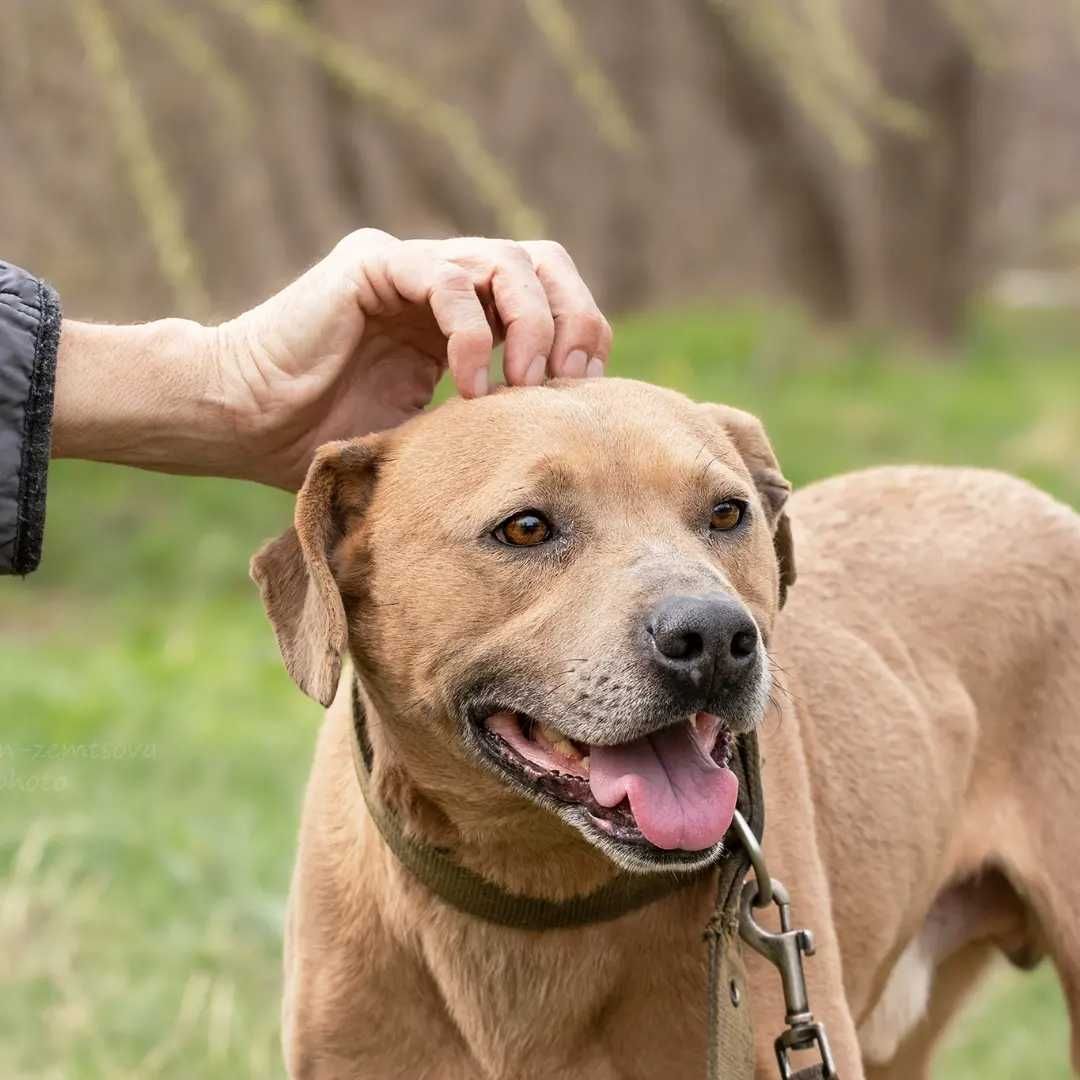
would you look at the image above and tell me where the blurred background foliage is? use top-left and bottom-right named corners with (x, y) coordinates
top-left (5, 0), bottom-right (1080, 336)
top-left (2, 1), bottom-right (1080, 1078)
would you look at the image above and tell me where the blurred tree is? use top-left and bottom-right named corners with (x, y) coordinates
top-left (710, 0), bottom-right (979, 337)
top-left (3, 0), bottom-right (1079, 340)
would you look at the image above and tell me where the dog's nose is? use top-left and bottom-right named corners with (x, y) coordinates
top-left (646, 595), bottom-right (759, 693)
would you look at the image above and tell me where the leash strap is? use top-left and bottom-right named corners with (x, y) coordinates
top-left (705, 727), bottom-right (764, 1080)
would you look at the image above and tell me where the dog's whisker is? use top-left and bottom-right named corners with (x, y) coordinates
top-left (766, 692), bottom-right (786, 731)
top-left (769, 677), bottom-right (800, 710)
top-left (766, 652), bottom-right (793, 674)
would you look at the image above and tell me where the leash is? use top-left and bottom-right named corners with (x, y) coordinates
top-left (350, 679), bottom-right (836, 1078)
top-left (728, 811), bottom-right (837, 1080)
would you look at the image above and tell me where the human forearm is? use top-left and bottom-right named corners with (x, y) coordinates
top-left (51, 318), bottom-right (236, 478)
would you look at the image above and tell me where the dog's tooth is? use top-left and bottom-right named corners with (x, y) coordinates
top-left (532, 721), bottom-right (585, 763)
top-left (535, 721), bottom-right (559, 745)
top-left (552, 737), bottom-right (583, 762)
top-left (581, 755), bottom-right (590, 774)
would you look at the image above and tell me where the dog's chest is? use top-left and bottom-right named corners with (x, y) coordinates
top-left (408, 916), bottom-right (712, 1079)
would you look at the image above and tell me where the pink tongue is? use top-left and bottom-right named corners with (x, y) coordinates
top-left (588, 724), bottom-right (738, 851)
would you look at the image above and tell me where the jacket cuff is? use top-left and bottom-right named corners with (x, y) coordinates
top-left (0, 262), bottom-right (61, 575)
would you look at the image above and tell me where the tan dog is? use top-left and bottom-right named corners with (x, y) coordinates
top-left (253, 377), bottom-right (1080, 1079)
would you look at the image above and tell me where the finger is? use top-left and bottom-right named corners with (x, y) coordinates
top-left (483, 241), bottom-right (555, 387)
top-left (519, 240), bottom-right (612, 379)
top-left (330, 227), bottom-right (404, 315)
top-left (436, 239), bottom-right (555, 387)
top-left (384, 242), bottom-right (494, 398)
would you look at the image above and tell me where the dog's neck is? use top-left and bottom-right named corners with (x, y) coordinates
top-left (316, 683), bottom-right (757, 1077)
top-left (346, 753), bottom-right (720, 1077)
top-left (353, 678), bottom-right (707, 913)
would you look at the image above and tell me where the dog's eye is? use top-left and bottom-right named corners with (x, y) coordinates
top-left (710, 500), bottom-right (745, 532)
top-left (494, 511), bottom-right (553, 548)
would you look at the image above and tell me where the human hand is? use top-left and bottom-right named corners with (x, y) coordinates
top-left (51, 232), bottom-right (612, 490)
top-left (212, 230), bottom-right (613, 489)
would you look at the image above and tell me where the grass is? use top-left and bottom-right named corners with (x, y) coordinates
top-left (1, 303), bottom-right (1078, 1078)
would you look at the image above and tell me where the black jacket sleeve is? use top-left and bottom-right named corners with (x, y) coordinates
top-left (0, 261), bottom-right (61, 575)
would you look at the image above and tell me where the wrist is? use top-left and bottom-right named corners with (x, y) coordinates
top-left (52, 318), bottom-right (234, 476)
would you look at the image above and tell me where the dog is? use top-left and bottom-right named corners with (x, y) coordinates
top-left (252, 377), bottom-right (1080, 1079)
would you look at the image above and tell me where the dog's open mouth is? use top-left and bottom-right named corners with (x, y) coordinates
top-left (479, 711), bottom-right (737, 852)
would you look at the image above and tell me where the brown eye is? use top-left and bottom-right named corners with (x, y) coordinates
top-left (494, 511), bottom-right (554, 547)
top-left (710, 500), bottom-right (745, 532)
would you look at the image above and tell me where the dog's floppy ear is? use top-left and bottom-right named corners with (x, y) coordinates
top-left (251, 438), bottom-right (380, 706)
top-left (703, 403), bottom-right (797, 608)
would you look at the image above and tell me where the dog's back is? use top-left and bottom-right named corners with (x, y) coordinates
top-left (771, 465), bottom-right (1080, 1072)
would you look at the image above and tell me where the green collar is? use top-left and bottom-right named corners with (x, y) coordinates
top-left (349, 679), bottom-right (763, 931)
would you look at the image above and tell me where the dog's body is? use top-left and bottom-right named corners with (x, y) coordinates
top-left (255, 380), bottom-right (1080, 1079)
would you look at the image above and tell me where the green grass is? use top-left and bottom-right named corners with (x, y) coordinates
top-left (2, 303), bottom-right (1078, 1078)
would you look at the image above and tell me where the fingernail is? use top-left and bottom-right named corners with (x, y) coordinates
top-left (473, 368), bottom-right (489, 397)
top-left (564, 349), bottom-right (588, 379)
top-left (586, 356), bottom-right (604, 378)
top-left (525, 354), bottom-right (547, 386)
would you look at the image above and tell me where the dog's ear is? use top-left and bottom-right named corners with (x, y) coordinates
top-left (703, 403), bottom-right (797, 608)
top-left (251, 438), bottom-right (381, 706)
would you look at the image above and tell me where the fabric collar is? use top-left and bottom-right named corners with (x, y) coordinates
top-left (349, 678), bottom-right (763, 931)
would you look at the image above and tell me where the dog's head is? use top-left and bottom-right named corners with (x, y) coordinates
top-left (252, 379), bottom-right (794, 873)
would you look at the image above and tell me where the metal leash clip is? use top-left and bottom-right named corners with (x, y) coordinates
top-left (731, 812), bottom-right (838, 1080)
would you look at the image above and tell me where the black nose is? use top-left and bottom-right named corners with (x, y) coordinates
top-left (646, 594), bottom-right (759, 696)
